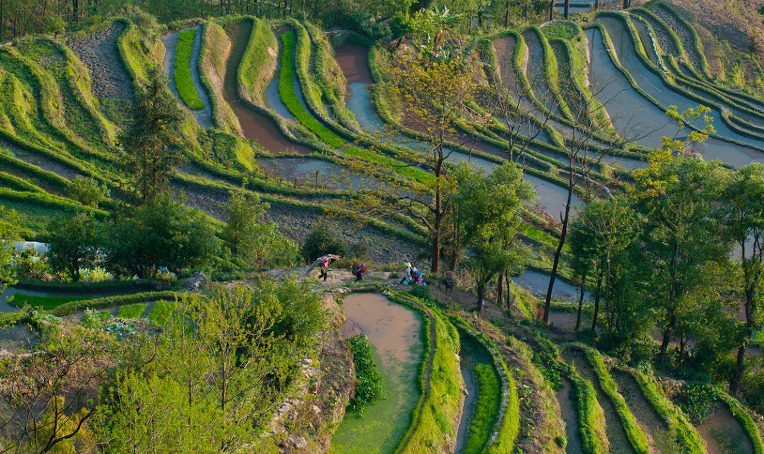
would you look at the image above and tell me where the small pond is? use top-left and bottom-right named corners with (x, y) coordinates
top-left (330, 293), bottom-right (424, 454)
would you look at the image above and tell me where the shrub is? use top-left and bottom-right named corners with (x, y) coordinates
top-left (174, 29), bottom-right (205, 110)
top-left (347, 333), bottom-right (384, 412)
top-left (67, 176), bottom-right (109, 207)
top-left (301, 224), bottom-right (348, 262)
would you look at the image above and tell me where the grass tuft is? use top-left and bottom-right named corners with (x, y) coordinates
top-left (174, 29), bottom-right (205, 110)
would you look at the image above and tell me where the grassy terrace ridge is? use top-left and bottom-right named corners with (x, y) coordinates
top-left (198, 21), bottom-right (241, 134)
top-left (591, 13), bottom-right (764, 149)
top-left (48, 291), bottom-right (181, 316)
top-left (174, 28), bottom-right (205, 110)
top-left (277, 30), bottom-right (432, 184)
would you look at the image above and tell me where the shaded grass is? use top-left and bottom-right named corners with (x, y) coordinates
top-left (117, 302), bottom-right (147, 319)
top-left (174, 29), bottom-right (205, 110)
top-left (8, 294), bottom-right (97, 310)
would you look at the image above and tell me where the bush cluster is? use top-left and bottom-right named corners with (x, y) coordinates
top-left (347, 333), bottom-right (384, 412)
top-left (301, 224), bottom-right (348, 263)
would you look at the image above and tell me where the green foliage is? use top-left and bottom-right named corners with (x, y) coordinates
top-left (174, 28), bottom-right (205, 110)
top-left (147, 300), bottom-right (178, 327)
top-left (67, 176), bottom-right (109, 207)
top-left (104, 193), bottom-right (220, 278)
top-left (221, 191), bottom-right (299, 268)
top-left (348, 333), bottom-right (384, 412)
top-left (119, 68), bottom-right (183, 205)
top-left (463, 364), bottom-right (500, 454)
top-left (47, 211), bottom-right (101, 282)
top-left (117, 302), bottom-right (148, 319)
top-left (301, 224), bottom-right (348, 262)
top-left (674, 383), bottom-right (717, 424)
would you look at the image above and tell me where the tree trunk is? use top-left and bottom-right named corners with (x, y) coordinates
top-left (477, 283), bottom-right (485, 313)
top-left (549, 0), bottom-right (554, 21)
top-left (730, 342), bottom-right (747, 395)
top-left (496, 273), bottom-right (504, 307)
top-left (658, 311), bottom-right (676, 362)
top-left (575, 274), bottom-right (586, 330)
top-left (505, 0), bottom-right (510, 27)
top-left (544, 172), bottom-right (574, 323)
top-left (564, 0), bottom-right (569, 19)
top-left (594, 0), bottom-right (599, 9)
top-left (591, 276), bottom-right (602, 332)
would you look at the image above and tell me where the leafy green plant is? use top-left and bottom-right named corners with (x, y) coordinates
top-left (174, 28), bottom-right (205, 110)
top-left (463, 364), bottom-right (501, 454)
top-left (348, 333), bottom-right (384, 413)
top-left (117, 303), bottom-right (147, 319)
top-left (674, 383), bottom-right (716, 424)
top-left (301, 224), bottom-right (348, 262)
top-left (147, 300), bottom-right (177, 327)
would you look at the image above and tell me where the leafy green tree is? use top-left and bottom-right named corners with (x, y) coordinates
top-left (568, 198), bottom-right (640, 336)
top-left (119, 68), bottom-right (183, 205)
top-left (0, 206), bottom-right (20, 288)
top-left (47, 211), bottom-right (101, 282)
top-left (301, 224), bottom-right (348, 262)
top-left (104, 193), bottom-right (219, 278)
top-left (381, 50), bottom-right (478, 272)
top-left (453, 162), bottom-right (535, 312)
top-left (719, 163), bottom-right (764, 394)
top-left (632, 150), bottom-right (727, 362)
top-left (221, 191), bottom-right (299, 268)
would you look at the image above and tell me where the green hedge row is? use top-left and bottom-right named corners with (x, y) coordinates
top-left (49, 291), bottom-right (180, 316)
top-left (237, 16), bottom-right (277, 107)
top-left (174, 29), bottom-right (205, 110)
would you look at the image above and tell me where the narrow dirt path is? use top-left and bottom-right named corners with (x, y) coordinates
top-left (610, 367), bottom-right (670, 453)
top-left (161, 25), bottom-right (214, 129)
top-left (557, 377), bottom-right (584, 454)
top-left (696, 402), bottom-right (755, 454)
top-left (562, 348), bottom-right (635, 454)
top-left (222, 20), bottom-right (311, 154)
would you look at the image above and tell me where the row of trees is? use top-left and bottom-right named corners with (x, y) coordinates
top-left (0, 0), bottom-right (550, 42)
top-left (568, 150), bottom-right (764, 398)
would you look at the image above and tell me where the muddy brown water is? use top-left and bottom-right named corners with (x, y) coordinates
top-left (334, 293), bottom-right (423, 453)
top-left (562, 348), bottom-right (635, 454)
top-left (334, 43), bottom-right (373, 85)
top-left (696, 402), bottom-right (755, 454)
top-left (222, 20), bottom-right (311, 155)
top-left (557, 377), bottom-right (584, 454)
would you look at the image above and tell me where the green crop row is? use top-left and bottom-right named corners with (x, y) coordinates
top-left (582, 347), bottom-right (650, 453)
top-left (0, 170), bottom-right (46, 193)
top-left (49, 291), bottom-right (180, 316)
top-left (0, 151), bottom-right (70, 192)
top-left (174, 29), bottom-right (205, 110)
top-left (389, 292), bottom-right (461, 454)
top-left (147, 300), bottom-right (178, 327)
top-left (0, 186), bottom-right (107, 217)
top-left (464, 364), bottom-right (501, 454)
top-left (117, 302), bottom-right (148, 319)
top-left (198, 21), bottom-right (241, 134)
top-left (568, 364), bottom-right (608, 453)
top-left (450, 315), bottom-right (520, 453)
top-left (623, 367), bottom-right (706, 453)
